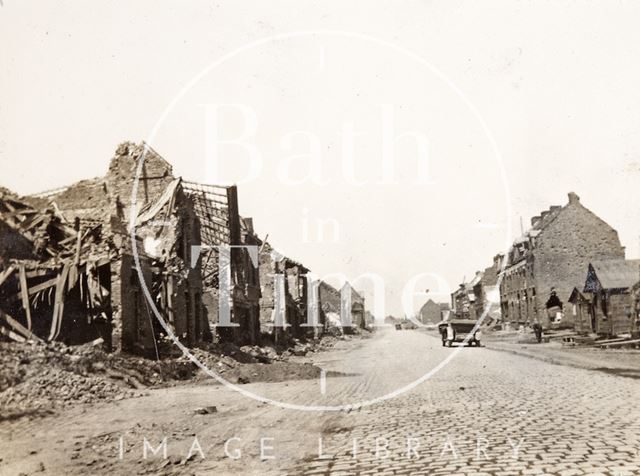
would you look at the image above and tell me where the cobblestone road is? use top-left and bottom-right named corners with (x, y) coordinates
top-left (3, 329), bottom-right (640, 475)
top-left (290, 330), bottom-right (640, 476)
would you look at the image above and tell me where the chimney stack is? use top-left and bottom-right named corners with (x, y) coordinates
top-left (568, 192), bottom-right (580, 204)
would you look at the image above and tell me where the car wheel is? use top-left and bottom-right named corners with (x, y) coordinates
top-left (476, 341), bottom-right (481, 347)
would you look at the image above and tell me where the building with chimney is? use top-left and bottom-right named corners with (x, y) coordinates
top-left (499, 192), bottom-right (625, 329)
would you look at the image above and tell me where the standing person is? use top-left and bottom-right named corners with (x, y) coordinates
top-left (545, 288), bottom-right (563, 324)
top-left (446, 323), bottom-right (455, 346)
top-left (532, 321), bottom-right (543, 343)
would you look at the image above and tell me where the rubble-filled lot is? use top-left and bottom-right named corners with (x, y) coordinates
top-left (0, 336), bottom-right (349, 422)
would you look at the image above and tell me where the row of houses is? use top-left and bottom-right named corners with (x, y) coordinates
top-left (0, 142), bottom-right (368, 355)
top-left (453, 192), bottom-right (640, 338)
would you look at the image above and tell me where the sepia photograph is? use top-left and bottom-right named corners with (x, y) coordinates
top-left (1, 1), bottom-right (640, 475)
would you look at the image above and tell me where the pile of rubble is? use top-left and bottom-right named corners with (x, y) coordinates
top-left (0, 341), bottom-right (195, 421)
top-left (0, 335), bottom-right (348, 421)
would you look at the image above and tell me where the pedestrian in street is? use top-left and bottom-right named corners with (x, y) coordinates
top-left (532, 321), bottom-right (543, 343)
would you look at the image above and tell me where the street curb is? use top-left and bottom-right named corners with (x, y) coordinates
top-left (483, 342), bottom-right (575, 369)
top-left (483, 341), bottom-right (640, 376)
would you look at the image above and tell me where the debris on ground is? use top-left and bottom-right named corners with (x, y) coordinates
top-left (193, 406), bottom-right (217, 415)
top-left (0, 333), bottom-right (353, 421)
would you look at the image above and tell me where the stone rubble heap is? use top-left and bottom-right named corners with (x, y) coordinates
top-left (0, 335), bottom-right (347, 420)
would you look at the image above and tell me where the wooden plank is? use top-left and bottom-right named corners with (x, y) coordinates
top-left (8, 274), bottom-right (59, 303)
top-left (50, 264), bottom-right (70, 341)
top-left (0, 265), bottom-right (16, 288)
top-left (592, 337), bottom-right (628, 347)
top-left (0, 324), bottom-right (27, 342)
top-left (95, 256), bottom-right (111, 268)
top-left (26, 268), bottom-right (57, 278)
top-left (0, 209), bottom-right (37, 219)
top-left (56, 266), bottom-right (71, 340)
top-left (18, 265), bottom-right (32, 331)
top-left (600, 339), bottom-right (640, 348)
top-left (74, 231), bottom-right (82, 264)
top-left (19, 214), bottom-right (47, 233)
top-left (0, 309), bottom-right (43, 342)
top-left (26, 276), bottom-right (59, 296)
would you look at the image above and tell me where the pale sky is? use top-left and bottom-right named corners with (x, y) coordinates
top-left (1, 1), bottom-right (639, 317)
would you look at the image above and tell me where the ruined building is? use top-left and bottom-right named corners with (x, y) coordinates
top-left (10, 143), bottom-right (208, 355)
top-left (258, 243), bottom-right (318, 344)
top-left (0, 189), bottom-right (113, 347)
top-left (0, 142), bottom-right (271, 354)
top-left (499, 192), bottom-right (625, 329)
top-left (183, 180), bottom-right (262, 346)
top-left (318, 280), bottom-right (366, 333)
top-left (1, 142), bottom-right (368, 351)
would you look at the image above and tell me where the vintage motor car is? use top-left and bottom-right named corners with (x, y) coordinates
top-left (438, 319), bottom-right (482, 347)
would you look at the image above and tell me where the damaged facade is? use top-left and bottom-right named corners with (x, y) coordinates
top-left (1, 142), bottom-right (369, 353)
top-left (0, 189), bottom-right (113, 348)
top-left (9, 143), bottom-right (208, 355)
top-left (258, 243), bottom-right (325, 344)
top-left (183, 181), bottom-right (263, 346)
top-left (318, 281), bottom-right (366, 333)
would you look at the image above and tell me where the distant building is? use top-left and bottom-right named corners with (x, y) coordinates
top-left (499, 192), bottom-right (625, 329)
top-left (451, 271), bottom-right (483, 320)
top-left (349, 286), bottom-right (366, 330)
top-left (318, 281), bottom-right (366, 333)
top-left (473, 254), bottom-right (504, 322)
top-left (418, 299), bottom-right (448, 324)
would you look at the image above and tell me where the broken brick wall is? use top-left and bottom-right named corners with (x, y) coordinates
top-left (106, 143), bottom-right (175, 231)
top-left (52, 178), bottom-right (110, 224)
top-left (113, 252), bottom-right (156, 354)
top-left (258, 245), bottom-right (277, 333)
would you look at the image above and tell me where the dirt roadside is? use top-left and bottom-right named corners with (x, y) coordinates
top-left (483, 338), bottom-right (640, 377)
top-left (0, 332), bottom-right (377, 476)
top-left (0, 332), bottom-right (372, 423)
top-left (422, 327), bottom-right (640, 377)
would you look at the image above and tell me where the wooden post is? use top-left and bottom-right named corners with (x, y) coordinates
top-left (74, 217), bottom-right (82, 265)
top-left (18, 265), bottom-right (32, 331)
top-left (226, 186), bottom-right (241, 246)
top-left (48, 263), bottom-right (70, 341)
